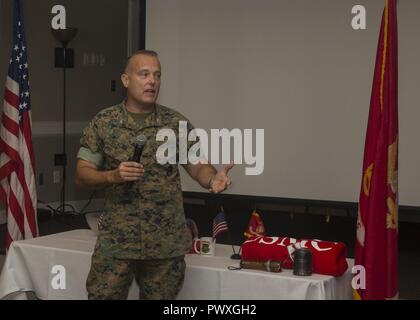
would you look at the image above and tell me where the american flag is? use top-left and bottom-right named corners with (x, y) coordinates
top-left (0, 0), bottom-right (38, 249)
top-left (212, 211), bottom-right (228, 239)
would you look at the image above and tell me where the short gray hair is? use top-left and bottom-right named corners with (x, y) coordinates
top-left (124, 50), bottom-right (159, 71)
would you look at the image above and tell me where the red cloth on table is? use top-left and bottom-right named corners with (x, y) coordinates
top-left (241, 236), bottom-right (348, 276)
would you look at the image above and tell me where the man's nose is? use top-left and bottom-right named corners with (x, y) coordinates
top-left (147, 74), bottom-right (156, 85)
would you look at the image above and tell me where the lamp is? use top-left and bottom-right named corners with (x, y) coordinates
top-left (52, 27), bottom-right (78, 215)
top-left (51, 27), bottom-right (78, 47)
top-left (52, 27), bottom-right (78, 67)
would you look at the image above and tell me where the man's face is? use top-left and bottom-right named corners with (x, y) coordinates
top-left (121, 54), bottom-right (161, 106)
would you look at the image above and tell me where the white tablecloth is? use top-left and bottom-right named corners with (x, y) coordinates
top-left (0, 229), bottom-right (353, 300)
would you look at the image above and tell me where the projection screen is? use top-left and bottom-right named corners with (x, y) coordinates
top-left (146, 0), bottom-right (420, 206)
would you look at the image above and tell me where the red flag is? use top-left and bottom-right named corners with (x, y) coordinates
top-left (354, 0), bottom-right (398, 300)
top-left (0, 0), bottom-right (38, 249)
top-left (244, 211), bottom-right (266, 239)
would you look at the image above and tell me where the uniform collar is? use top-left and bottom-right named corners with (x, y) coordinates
top-left (119, 101), bottom-right (164, 131)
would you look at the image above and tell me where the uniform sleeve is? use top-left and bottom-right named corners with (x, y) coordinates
top-left (77, 147), bottom-right (104, 168)
top-left (79, 117), bottom-right (105, 167)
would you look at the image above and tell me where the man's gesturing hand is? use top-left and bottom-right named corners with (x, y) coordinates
top-left (108, 162), bottom-right (144, 184)
top-left (209, 163), bottom-right (234, 194)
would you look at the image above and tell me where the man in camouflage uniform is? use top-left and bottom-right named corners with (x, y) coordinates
top-left (76, 50), bottom-right (233, 300)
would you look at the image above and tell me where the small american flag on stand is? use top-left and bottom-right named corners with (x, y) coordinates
top-left (0, 0), bottom-right (38, 249)
top-left (212, 211), bottom-right (228, 239)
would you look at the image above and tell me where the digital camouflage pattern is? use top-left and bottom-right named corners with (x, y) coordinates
top-left (80, 102), bottom-right (193, 259)
top-left (86, 252), bottom-right (186, 300)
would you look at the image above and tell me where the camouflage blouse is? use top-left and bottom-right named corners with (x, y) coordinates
top-left (79, 102), bottom-right (193, 259)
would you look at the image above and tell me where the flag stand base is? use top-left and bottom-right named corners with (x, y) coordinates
top-left (231, 253), bottom-right (241, 260)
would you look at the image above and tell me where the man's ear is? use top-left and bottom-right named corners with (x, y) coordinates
top-left (121, 73), bottom-right (129, 88)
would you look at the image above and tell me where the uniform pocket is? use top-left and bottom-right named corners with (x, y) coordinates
top-left (102, 128), bottom-right (135, 163)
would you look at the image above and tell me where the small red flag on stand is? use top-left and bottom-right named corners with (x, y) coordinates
top-left (244, 211), bottom-right (266, 239)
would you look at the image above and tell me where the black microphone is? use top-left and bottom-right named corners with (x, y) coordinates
top-left (130, 134), bottom-right (147, 162)
top-left (240, 260), bottom-right (282, 273)
top-left (126, 134), bottom-right (147, 189)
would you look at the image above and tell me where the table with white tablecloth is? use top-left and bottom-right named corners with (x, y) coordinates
top-left (0, 229), bottom-right (354, 300)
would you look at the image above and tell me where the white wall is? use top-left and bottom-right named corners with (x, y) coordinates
top-left (146, 0), bottom-right (420, 206)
